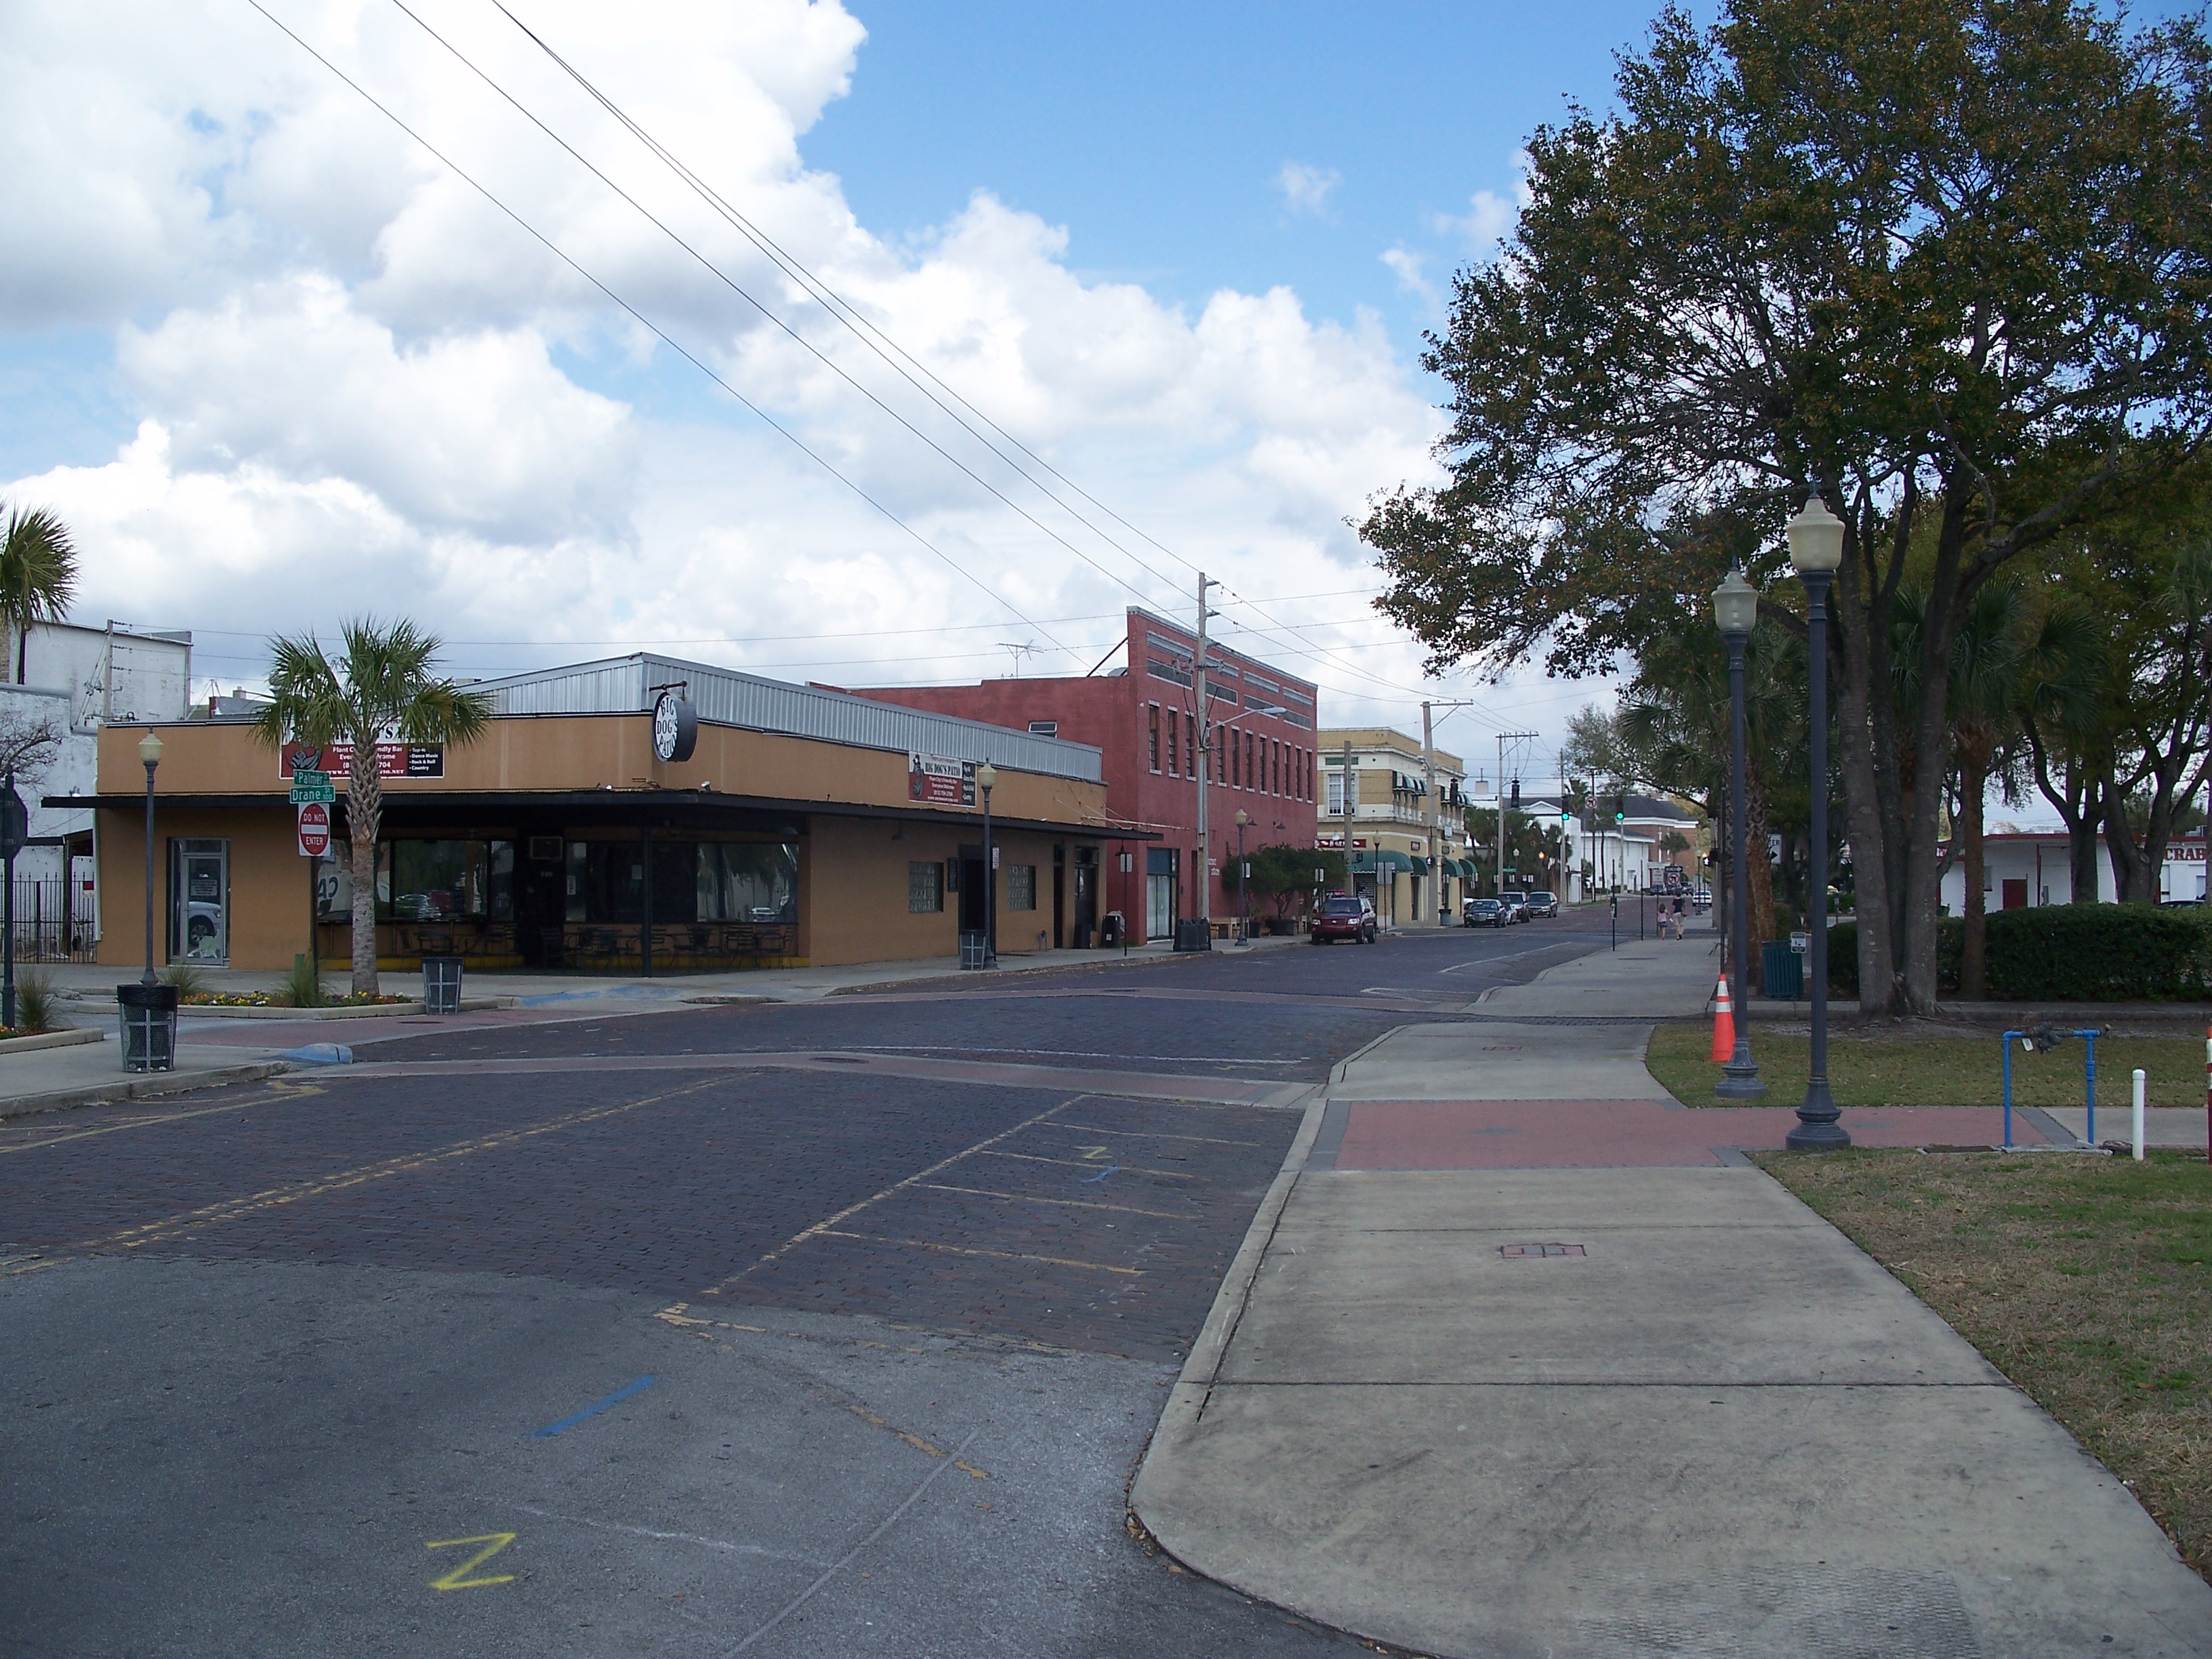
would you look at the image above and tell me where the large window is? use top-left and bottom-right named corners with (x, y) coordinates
top-left (380, 840), bottom-right (514, 922)
top-left (562, 840), bottom-right (799, 925)
top-left (908, 859), bottom-right (944, 913)
top-left (1166, 708), bottom-right (1179, 775)
top-left (1008, 864), bottom-right (1037, 911)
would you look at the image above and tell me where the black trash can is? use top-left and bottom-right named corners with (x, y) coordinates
top-left (1760, 939), bottom-right (1804, 1000)
top-left (116, 982), bottom-right (178, 1073)
top-left (1174, 918), bottom-right (1212, 952)
top-left (422, 955), bottom-right (464, 1015)
top-left (1100, 912), bottom-right (1123, 948)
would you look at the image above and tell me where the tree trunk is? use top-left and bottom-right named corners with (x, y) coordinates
top-left (1746, 760), bottom-right (1777, 954)
top-left (347, 763), bottom-right (382, 995)
top-left (1832, 522), bottom-right (1901, 1015)
top-left (1959, 756), bottom-right (1988, 1000)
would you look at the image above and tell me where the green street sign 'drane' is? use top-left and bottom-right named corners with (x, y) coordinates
top-left (289, 772), bottom-right (335, 805)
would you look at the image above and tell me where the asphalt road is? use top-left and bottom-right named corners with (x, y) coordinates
top-left (0, 910), bottom-right (1614, 1658)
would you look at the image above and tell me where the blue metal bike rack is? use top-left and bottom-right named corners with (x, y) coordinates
top-left (2001, 1028), bottom-right (2102, 1149)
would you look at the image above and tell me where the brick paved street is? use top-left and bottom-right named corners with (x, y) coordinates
top-left (0, 913), bottom-right (1615, 1657)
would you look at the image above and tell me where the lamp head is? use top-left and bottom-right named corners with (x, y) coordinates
top-left (138, 730), bottom-right (165, 768)
top-left (1235, 808), bottom-right (1247, 827)
top-left (975, 760), bottom-right (997, 791)
top-left (1786, 495), bottom-right (1845, 575)
top-left (1711, 567), bottom-right (1759, 638)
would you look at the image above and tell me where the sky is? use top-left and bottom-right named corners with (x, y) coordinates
top-left (0, 0), bottom-right (1681, 786)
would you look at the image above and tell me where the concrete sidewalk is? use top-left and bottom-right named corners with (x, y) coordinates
top-left (1130, 939), bottom-right (2212, 1657)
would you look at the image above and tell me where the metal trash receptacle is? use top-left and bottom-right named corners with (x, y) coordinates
top-left (1174, 918), bottom-right (1212, 952)
top-left (422, 955), bottom-right (464, 1015)
top-left (1761, 939), bottom-right (1803, 1000)
top-left (116, 982), bottom-right (178, 1072)
top-left (959, 930), bottom-right (990, 970)
top-left (1100, 912), bottom-right (1122, 948)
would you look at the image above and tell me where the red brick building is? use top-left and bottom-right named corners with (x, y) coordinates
top-left (844, 609), bottom-right (1320, 941)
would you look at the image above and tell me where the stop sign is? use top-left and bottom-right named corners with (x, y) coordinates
top-left (297, 800), bottom-right (331, 858)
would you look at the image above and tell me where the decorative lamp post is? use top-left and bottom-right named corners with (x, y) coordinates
top-left (1712, 568), bottom-right (1765, 1099)
top-left (1785, 497), bottom-right (1850, 1149)
top-left (139, 731), bottom-right (164, 985)
top-left (975, 760), bottom-right (998, 967)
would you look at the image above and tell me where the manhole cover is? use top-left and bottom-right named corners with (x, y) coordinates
top-left (1498, 1243), bottom-right (1585, 1258)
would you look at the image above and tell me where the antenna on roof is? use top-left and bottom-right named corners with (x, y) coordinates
top-left (996, 642), bottom-right (1039, 677)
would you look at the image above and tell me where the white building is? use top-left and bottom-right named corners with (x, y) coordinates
top-left (4, 620), bottom-right (194, 949)
top-left (1522, 792), bottom-right (1702, 903)
top-left (1938, 828), bottom-right (2207, 912)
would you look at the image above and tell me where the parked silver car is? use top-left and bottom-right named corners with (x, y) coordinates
top-left (1523, 890), bottom-right (1559, 918)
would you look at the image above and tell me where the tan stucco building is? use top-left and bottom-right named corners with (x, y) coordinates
top-left (1316, 726), bottom-right (1472, 927)
top-left (68, 655), bottom-right (1127, 975)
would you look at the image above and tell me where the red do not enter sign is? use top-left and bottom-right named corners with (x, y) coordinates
top-left (296, 801), bottom-right (331, 859)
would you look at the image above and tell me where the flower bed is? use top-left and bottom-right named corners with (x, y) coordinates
top-left (181, 991), bottom-right (407, 1008)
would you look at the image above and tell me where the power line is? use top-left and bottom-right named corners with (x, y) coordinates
top-left (390, 0), bottom-right (1183, 622)
top-left (242, 0), bottom-right (1074, 656)
top-left (472, 1), bottom-right (1471, 710)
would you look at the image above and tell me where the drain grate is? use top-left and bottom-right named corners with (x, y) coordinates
top-left (1499, 1243), bottom-right (1585, 1258)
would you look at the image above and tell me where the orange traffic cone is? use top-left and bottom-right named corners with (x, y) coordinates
top-left (1711, 970), bottom-right (1736, 1063)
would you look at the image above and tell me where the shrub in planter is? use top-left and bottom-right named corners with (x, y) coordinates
top-left (1983, 905), bottom-right (2212, 1001)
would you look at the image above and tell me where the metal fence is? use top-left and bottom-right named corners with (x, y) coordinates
top-left (6, 878), bottom-right (96, 964)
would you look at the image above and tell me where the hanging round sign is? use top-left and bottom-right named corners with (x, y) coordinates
top-left (652, 690), bottom-right (698, 763)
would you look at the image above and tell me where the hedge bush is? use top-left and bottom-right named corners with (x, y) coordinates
top-left (1826, 907), bottom-right (2212, 1001)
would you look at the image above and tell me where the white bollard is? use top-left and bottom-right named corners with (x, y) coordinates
top-left (2133, 1068), bottom-right (2147, 1162)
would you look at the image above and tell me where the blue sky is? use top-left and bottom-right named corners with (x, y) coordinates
top-left (806, 2), bottom-right (1660, 346)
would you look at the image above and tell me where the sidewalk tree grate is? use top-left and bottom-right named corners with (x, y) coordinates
top-left (1498, 1243), bottom-right (1585, 1258)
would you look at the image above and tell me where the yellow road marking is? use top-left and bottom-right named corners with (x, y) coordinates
top-left (701, 1094), bottom-right (1090, 1294)
top-left (0, 1081), bottom-right (315, 1158)
top-left (1, 1076), bottom-right (728, 1276)
top-left (426, 1532), bottom-right (516, 1590)
top-left (917, 1181), bottom-right (1181, 1219)
top-left (817, 1229), bottom-right (1141, 1276)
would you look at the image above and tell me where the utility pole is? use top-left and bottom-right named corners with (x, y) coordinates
top-left (1193, 573), bottom-right (1218, 942)
top-left (1495, 730), bottom-right (1539, 900)
top-left (1422, 700), bottom-right (1479, 925)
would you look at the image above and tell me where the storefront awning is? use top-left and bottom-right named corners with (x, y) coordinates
top-left (49, 787), bottom-right (1155, 844)
top-left (1349, 850), bottom-right (1413, 876)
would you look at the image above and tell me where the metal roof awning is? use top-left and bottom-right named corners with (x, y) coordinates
top-left (48, 789), bottom-right (1154, 844)
top-left (1349, 850), bottom-right (1413, 876)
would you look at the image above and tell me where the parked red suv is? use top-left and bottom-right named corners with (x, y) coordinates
top-left (1311, 893), bottom-right (1378, 944)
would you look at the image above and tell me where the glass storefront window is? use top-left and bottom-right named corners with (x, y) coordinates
top-left (380, 840), bottom-right (512, 922)
top-left (1007, 865), bottom-right (1036, 911)
top-left (556, 840), bottom-right (800, 926)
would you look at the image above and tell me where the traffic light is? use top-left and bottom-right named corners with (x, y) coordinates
top-left (1510, 778), bottom-right (1521, 809)
top-left (1560, 803), bottom-right (1572, 824)
top-left (1614, 795), bottom-right (1626, 824)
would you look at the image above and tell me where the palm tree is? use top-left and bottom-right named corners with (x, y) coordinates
top-left (0, 504), bottom-right (79, 684)
top-left (253, 619), bottom-right (492, 994)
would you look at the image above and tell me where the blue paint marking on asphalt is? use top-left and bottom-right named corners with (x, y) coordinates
top-left (1081, 1166), bottom-right (1121, 1183)
top-left (279, 1042), bottom-right (352, 1065)
top-left (532, 1375), bottom-right (655, 1438)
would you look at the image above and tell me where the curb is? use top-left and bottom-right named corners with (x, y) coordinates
top-left (0, 1028), bottom-right (102, 1055)
top-left (1128, 1023), bottom-right (1408, 1561)
top-left (0, 1060), bottom-right (293, 1122)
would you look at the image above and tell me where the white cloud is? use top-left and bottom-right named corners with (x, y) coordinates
top-left (1380, 245), bottom-right (1439, 311)
top-left (1274, 161), bottom-right (1340, 218)
top-left (0, 0), bottom-right (1474, 726)
top-left (1433, 151), bottom-right (1536, 254)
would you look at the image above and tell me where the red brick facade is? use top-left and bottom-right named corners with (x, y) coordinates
top-left (844, 610), bottom-right (1320, 939)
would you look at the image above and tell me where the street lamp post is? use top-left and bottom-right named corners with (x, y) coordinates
top-left (1712, 568), bottom-right (1765, 1099)
top-left (139, 731), bottom-right (164, 985)
top-left (1234, 808), bottom-right (1248, 943)
top-left (1786, 497), bottom-right (1850, 1149)
top-left (976, 760), bottom-right (998, 968)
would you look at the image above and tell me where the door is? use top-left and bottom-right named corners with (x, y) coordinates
top-left (2001, 878), bottom-right (2028, 910)
top-left (1146, 847), bottom-right (1178, 940)
top-left (960, 858), bottom-right (987, 933)
top-left (1051, 846), bottom-right (1065, 949)
top-left (170, 839), bottom-right (228, 964)
top-left (514, 837), bottom-right (566, 967)
top-left (1073, 850), bottom-right (1098, 943)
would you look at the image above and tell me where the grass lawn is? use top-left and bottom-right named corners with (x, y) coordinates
top-left (1647, 1022), bottom-right (2211, 1110)
top-left (1759, 1148), bottom-right (2211, 1580)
